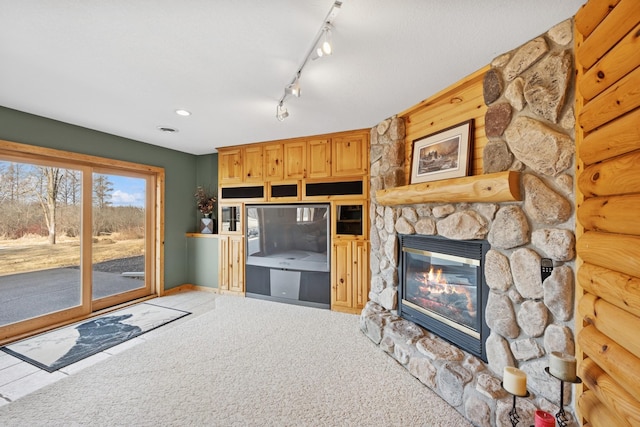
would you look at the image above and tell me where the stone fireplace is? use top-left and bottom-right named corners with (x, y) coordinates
top-left (360, 19), bottom-right (578, 427)
top-left (399, 234), bottom-right (490, 361)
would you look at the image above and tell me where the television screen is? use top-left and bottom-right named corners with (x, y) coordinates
top-left (245, 204), bottom-right (330, 272)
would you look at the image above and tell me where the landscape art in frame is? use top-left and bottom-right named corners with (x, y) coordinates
top-left (410, 119), bottom-right (473, 184)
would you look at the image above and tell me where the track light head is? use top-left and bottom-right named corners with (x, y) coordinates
top-left (321, 25), bottom-right (333, 55)
top-left (312, 25), bottom-right (333, 60)
top-left (276, 102), bottom-right (289, 121)
top-left (312, 47), bottom-right (324, 60)
top-left (285, 76), bottom-right (301, 97)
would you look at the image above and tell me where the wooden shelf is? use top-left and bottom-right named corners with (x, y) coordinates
top-left (375, 171), bottom-right (521, 205)
top-left (185, 233), bottom-right (222, 239)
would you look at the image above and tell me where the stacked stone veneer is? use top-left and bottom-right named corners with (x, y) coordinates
top-left (361, 20), bottom-right (579, 427)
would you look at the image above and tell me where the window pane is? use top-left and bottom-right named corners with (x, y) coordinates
top-left (92, 173), bottom-right (146, 299)
top-left (0, 161), bottom-right (82, 326)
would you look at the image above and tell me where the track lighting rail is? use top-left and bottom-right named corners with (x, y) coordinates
top-left (276, 1), bottom-right (342, 120)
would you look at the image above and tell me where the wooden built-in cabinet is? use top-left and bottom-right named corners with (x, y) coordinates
top-left (216, 128), bottom-right (370, 311)
top-left (219, 203), bottom-right (242, 234)
top-left (218, 203), bottom-right (244, 295)
top-left (307, 138), bottom-right (331, 179)
top-left (331, 240), bottom-right (369, 314)
top-left (218, 130), bottom-right (368, 186)
top-left (243, 145), bottom-right (263, 183)
top-left (218, 234), bottom-right (244, 294)
top-left (334, 201), bottom-right (367, 237)
top-left (332, 134), bottom-right (368, 176)
top-left (219, 148), bottom-right (243, 184)
top-left (264, 143), bottom-right (283, 181)
top-left (331, 200), bottom-right (369, 314)
top-left (284, 140), bottom-right (307, 179)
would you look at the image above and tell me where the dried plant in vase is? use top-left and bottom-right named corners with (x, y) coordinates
top-left (194, 186), bottom-right (217, 218)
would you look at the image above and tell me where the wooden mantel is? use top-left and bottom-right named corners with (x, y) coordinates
top-left (375, 171), bottom-right (521, 205)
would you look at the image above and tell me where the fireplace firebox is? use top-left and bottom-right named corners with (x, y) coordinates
top-left (399, 235), bottom-right (490, 361)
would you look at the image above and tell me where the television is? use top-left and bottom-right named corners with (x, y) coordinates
top-left (245, 204), bottom-right (330, 272)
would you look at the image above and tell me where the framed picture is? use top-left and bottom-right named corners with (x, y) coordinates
top-left (410, 119), bottom-right (474, 184)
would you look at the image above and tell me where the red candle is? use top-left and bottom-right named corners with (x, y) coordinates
top-left (535, 410), bottom-right (555, 427)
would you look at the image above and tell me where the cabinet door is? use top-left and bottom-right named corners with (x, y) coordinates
top-left (219, 148), bottom-right (243, 184)
top-left (307, 138), bottom-right (331, 179)
top-left (243, 146), bottom-right (263, 183)
top-left (332, 135), bottom-right (368, 176)
top-left (335, 201), bottom-right (367, 237)
top-left (284, 141), bottom-right (306, 179)
top-left (218, 236), bottom-right (230, 291)
top-left (352, 241), bottom-right (369, 310)
top-left (228, 236), bottom-right (244, 293)
top-left (219, 204), bottom-right (242, 235)
top-left (331, 240), bottom-right (352, 309)
top-left (264, 143), bottom-right (283, 181)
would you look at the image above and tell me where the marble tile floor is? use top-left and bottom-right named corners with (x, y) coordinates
top-left (0, 289), bottom-right (217, 407)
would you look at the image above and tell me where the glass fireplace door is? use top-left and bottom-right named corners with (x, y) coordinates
top-left (402, 248), bottom-right (480, 339)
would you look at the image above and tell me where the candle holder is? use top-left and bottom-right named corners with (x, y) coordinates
top-left (545, 367), bottom-right (582, 427)
top-left (501, 382), bottom-right (530, 427)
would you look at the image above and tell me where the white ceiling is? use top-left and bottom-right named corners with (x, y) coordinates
top-left (0, 1), bottom-right (585, 155)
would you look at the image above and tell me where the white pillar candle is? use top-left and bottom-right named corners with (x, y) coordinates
top-left (549, 351), bottom-right (577, 382)
top-left (503, 366), bottom-right (527, 396)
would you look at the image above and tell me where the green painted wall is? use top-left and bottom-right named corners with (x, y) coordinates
top-left (0, 106), bottom-right (218, 291)
top-left (194, 153), bottom-right (218, 231)
top-left (186, 236), bottom-right (220, 289)
top-left (196, 153), bottom-right (218, 192)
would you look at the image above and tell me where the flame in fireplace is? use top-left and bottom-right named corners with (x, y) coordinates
top-left (411, 267), bottom-right (476, 325)
top-left (427, 266), bottom-right (445, 284)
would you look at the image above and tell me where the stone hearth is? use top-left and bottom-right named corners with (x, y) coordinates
top-left (360, 20), bottom-right (578, 427)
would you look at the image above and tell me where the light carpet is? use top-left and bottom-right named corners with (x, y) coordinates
top-left (0, 295), bottom-right (472, 427)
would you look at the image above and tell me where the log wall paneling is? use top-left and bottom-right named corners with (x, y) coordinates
top-left (578, 325), bottom-right (640, 401)
top-left (574, 0), bottom-right (622, 39)
top-left (576, 1), bottom-right (640, 424)
top-left (579, 293), bottom-right (640, 359)
top-left (577, 231), bottom-right (640, 279)
top-left (574, 18), bottom-right (589, 426)
top-left (578, 65), bottom-right (640, 133)
top-left (578, 150), bottom-right (640, 197)
top-left (579, 21), bottom-right (640, 101)
top-left (578, 389), bottom-right (632, 427)
top-left (580, 357), bottom-right (640, 426)
top-left (578, 194), bottom-right (640, 236)
top-left (578, 263), bottom-right (640, 319)
top-left (576, 0), bottom-right (640, 69)
top-left (579, 107), bottom-right (640, 165)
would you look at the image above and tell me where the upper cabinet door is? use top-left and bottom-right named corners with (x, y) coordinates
top-left (264, 143), bottom-right (283, 181)
top-left (307, 138), bottom-right (331, 179)
top-left (284, 140), bottom-right (306, 179)
top-left (332, 134), bottom-right (368, 176)
top-left (219, 148), bottom-right (243, 184)
top-left (243, 146), bottom-right (263, 183)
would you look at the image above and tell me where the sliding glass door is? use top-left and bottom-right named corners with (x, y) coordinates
top-left (0, 160), bottom-right (85, 328)
top-left (91, 172), bottom-right (153, 310)
top-left (0, 143), bottom-right (162, 342)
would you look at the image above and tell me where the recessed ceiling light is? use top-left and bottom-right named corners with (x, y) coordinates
top-left (175, 109), bottom-right (191, 116)
top-left (157, 126), bottom-right (179, 133)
